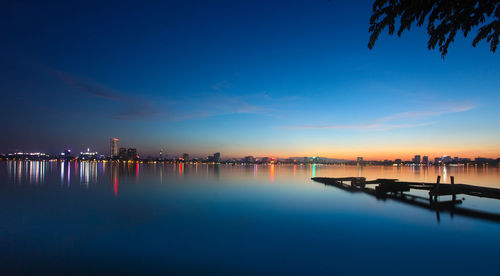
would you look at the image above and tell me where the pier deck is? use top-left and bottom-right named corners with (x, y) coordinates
top-left (312, 176), bottom-right (500, 223)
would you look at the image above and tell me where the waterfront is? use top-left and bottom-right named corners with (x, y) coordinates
top-left (1, 161), bottom-right (500, 274)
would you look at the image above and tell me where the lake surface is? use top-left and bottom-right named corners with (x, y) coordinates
top-left (1, 161), bottom-right (500, 275)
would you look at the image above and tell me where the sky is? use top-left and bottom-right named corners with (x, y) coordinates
top-left (1, 0), bottom-right (499, 160)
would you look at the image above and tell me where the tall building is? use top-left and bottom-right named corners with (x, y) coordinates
top-left (60, 149), bottom-right (73, 160)
top-left (110, 138), bottom-right (119, 158)
top-left (119, 148), bottom-right (127, 159)
top-left (442, 155), bottom-right (453, 163)
top-left (413, 155), bottom-right (421, 164)
top-left (182, 153), bottom-right (189, 162)
top-left (127, 148), bottom-right (137, 160)
top-left (213, 152), bottom-right (221, 162)
top-left (357, 157), bottom-right (363, 162)
top-left (422, 156), bottom-right (429, 165)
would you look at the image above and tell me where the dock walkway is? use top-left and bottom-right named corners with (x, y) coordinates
top-left (312, 176), bottom-right (500, 223)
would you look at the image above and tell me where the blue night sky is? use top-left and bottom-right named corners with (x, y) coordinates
top-left (1, 0), bottom-right (499, 159)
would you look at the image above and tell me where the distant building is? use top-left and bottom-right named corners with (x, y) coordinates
top-left (159, 149), bottom-right (164, 160)
top-left (110, 138), bottom-right (119, 158)
top-left (413, 155), bottom-right (421, 164)
top-left (213, 152), bottom-right (221, 162)
top-left (474, 157), bottom-right (489, 163)
top-left (119, 148), bottom-right (127, 159)
top-left (357, 157), bottom-right (363, 162)
top-left (422, 156), bottom-right (429, 165)
top-left (7, 152), bottom-right (50, 160)
top-left (243, 156), bottom-right (256, 163)
top-left (127, 148), bottom-right (137, 160)
top-left (434, 157), bottom-right (442, 164)
top-left (442, 155), bottom-right (453, 163)
top-left (395, 159), bottom-right (402, 164)
top-left (79, 148), bottom-right (98, 160)
top-left (61, 149), bottom-right (73, 160)
top-left (182, 153), bottom-right (189, 162)
top-left (207, 152), bottom-right (221, 163)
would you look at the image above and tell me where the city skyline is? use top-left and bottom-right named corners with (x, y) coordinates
top-left (1, 1), bottom-right (499, 160)
top-left (2, 137), bottom-right (499, 162)
top-left (3, 144), bottom-right (499, 160)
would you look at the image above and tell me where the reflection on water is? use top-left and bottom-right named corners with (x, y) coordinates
top-left (4, 161), bottom-right (500, 189)
top-left (1, 161), bottom-right (500, 274)
top-left (6, 161), bottom-right (47, 185)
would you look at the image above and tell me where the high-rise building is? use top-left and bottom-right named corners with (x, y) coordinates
top-left (110, 138), bottom-right (119, 158)
top-left (61, 149), bottom-right (73, 160)
top-left (357, 157), bottom-right (363, 162)
top-left (127, 148), bottom-right (137, 160)
top-left (413, 155), bottom-right (421, 164)
top-left (182, 153), bottom-right (189, 162)
top-left (213, 152), bottom-right (221, 162)
top-left (422, 156), bottom-right (429, 165)
top-left (119, 148), bottom-right (127, 160)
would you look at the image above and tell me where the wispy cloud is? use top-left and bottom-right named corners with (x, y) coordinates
top-left (289, 122), bottom-right (436, 131)
top-left (53, 70), bottom-right (162, 120)
top-left (54, 71), bottom-right (125, 101)
top-left (211, 80), bottom-right (231, 91)
top-left (287, 102), bottom-right (476, 131)
top-left (379, 103), bottom-right (476, 122)
top-left (52, 72), bottom-right (303, 122)
top-left (164, 93), bottom-right (270, 122)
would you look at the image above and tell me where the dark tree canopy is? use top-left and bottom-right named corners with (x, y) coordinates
top-left (368, 0), bottom-right (500, 57)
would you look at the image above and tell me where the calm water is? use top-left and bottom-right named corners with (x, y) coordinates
top-left (1, 161), bottom-right (500, 275)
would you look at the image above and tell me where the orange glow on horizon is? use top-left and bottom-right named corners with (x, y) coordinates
top-left (216, 146), bottom-right (500, 161)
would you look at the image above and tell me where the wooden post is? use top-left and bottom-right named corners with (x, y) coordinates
top-left (434, 175), bottom-right (441, 202)
top-left (451, 176), bottom-right (456, 202)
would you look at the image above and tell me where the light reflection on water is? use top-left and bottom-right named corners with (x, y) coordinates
top-left (1, 161), bottom-right (500, 275)
top-left (7, 161), bottom-right (498, 188)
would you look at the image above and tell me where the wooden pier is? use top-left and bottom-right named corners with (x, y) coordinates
top-left (312, 176), bottom-right (500, 223)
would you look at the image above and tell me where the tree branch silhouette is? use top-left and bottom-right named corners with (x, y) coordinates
top-left (368, 0), bottom-right (500, 58)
